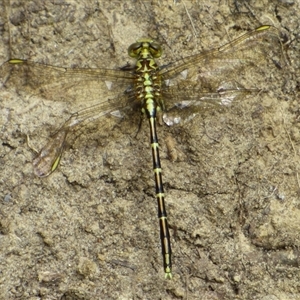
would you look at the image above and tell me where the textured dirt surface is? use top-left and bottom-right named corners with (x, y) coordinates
top-left (0, 1), bottom-right (300, 299)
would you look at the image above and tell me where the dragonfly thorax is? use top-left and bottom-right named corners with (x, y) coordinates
top-left (133, 53), bottom-right (164, 119)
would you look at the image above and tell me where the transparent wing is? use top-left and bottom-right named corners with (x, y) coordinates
top-left (32, 92), bottom-right (137, 177)
top-left (161, 82), bottom-right (258, 126)
top-left (0, 59), bottom-right (138, 177)
top-left (0, 59), bottom-right (136, 103)
top-left (160, 25), bottom-right (284, 107)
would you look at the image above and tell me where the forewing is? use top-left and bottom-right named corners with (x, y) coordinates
top-left (0, 59), bottom-right (135, 103)
top-left (160, 26), bottom-right (285, 94)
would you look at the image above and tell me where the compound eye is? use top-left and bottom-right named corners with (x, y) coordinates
top-left (128, 42), bottom-right (142, 58)
top-left (150, 42), bottom-right (162, 58)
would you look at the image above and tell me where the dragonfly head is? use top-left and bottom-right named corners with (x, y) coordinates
top-left (128, 38), bottom-right (162, 59)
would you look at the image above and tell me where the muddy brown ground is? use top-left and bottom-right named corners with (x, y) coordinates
top-left (0, 1), bottom-right (300, 299)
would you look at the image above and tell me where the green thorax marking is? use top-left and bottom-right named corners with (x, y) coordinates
top-left (128, 38), bottom-right (164, 118)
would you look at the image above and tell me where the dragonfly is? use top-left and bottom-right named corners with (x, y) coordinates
top-left (0, 25), bottom-right (284, 279)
